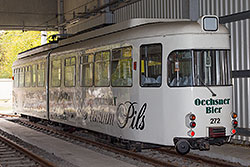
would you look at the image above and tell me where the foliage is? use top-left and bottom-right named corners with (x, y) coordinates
top-left (0, 31), bottom-right (57, 78)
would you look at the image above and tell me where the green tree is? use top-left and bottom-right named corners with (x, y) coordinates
top-left (0, 31), bottom-right (57, 78)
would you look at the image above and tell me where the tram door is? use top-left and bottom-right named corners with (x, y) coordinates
top-left (139, 43), bottom-right (164, 134)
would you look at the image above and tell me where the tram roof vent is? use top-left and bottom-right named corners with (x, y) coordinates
top-left (198, 15), bottom-right (219, 32)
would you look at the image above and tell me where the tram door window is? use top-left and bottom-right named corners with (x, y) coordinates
top-left (32, 64), bottom-right (37, 87)
top-left (80, 54), bottom-right (94, 87)
top-left (94, 51), bottom-right (110, 86)
top-left (64, 57), bottom-right (76, 87)
top-left (168, 51), bottom-right (192, 87)
top-left (51, 60), bottom-right (61, 87)
top-left (25, 66), bottom-right (31, 87)
top-left (140, 44), bottom-right (162, 87)
top-left (37, 63), bottom-right (45, 87)
top-left (111, 47), bottom-right (132, 87)
top-left (19, 67), bottom-right (24, 87)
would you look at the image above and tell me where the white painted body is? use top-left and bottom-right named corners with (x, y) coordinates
top-left (13, 18), bottom-right (234, 147)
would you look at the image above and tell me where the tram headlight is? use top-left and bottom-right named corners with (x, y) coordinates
top-left (189, 114), bottom-right (196, 121)
top-left (232, 112), bottom-right (237, 119)
top-left (231, 128), bottom-right (237, 135)
top-left (198, 15), bottom-right (219, 31)
top-left (187, 130), bottom-right (195, 137)
top-left (232, 120), bottom-right (238, 128)
top-left (185, 113), bottom-right (197, 129)
top-left (189, 122), bottom-right (196, 128)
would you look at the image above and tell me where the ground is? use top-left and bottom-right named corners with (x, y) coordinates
top-left (0, 99), bottom-right (12, 114)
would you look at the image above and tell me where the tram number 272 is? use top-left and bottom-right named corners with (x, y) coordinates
top-left (210, 118), bottom-right (220, 124)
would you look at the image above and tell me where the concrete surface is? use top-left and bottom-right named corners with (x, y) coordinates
top-left (0, 100), bottom-right (12, 115)
top-left (0, 119), bottom-right (136, 167)
top-left (0, 116), bottom-right (249, 166)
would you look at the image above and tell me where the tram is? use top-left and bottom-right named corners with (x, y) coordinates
top-left (12, 15), bottom-right (238, 154)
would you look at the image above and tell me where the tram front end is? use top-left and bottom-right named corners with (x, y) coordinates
top-left (167, 16), bottom-right (237, 154)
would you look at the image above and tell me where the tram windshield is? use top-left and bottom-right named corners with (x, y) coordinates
top-left (168, 50), bottom-right (231, 87)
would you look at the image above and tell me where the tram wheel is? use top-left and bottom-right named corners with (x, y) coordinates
top-left (175, 139), bottom-right (190, 155)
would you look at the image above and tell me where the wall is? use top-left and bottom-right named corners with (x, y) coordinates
top-left (113, 0), bottom-right (184, 22)
top-left (199, 0), bottom-right (250, 141)
top-left (0, 79), bottom-right (12, 100)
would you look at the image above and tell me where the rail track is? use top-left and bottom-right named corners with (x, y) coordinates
top-left (10, 118), bottom-right (242, 167)
top-left (0, 131), bottom-right (56, 167)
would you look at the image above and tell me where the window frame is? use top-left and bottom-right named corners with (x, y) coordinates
top-left (94, 50), bottom-right (111, 87)
top-left (167, 49), bottom-right (232, 88)
top-left (51, 59), bottom-right (62, 87)
top-left (167, 50), bottom-right (193, 88)
top-left (139, 43), bottom-right (163, 88)
top-left (17, 68), bottom-right (20, 88)
top-left (19, 67), bottom-right (25, 87)
top-left (80, 53), bottom-right (94, 87)
top-left (64, 56), bottom-right (76, 87)
top-left (32, 64), bottom-right (37, 87)
top-left (111, 46), bottom-right (133, 87)
top-left (13, 68), bottom-right (19, 88)
top-left (24, 65), bottom-right (32, 87)
top-left (37, 62), bottom-right (45, 87)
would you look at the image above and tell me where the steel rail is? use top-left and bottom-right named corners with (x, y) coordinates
top-left (155, 147), bottom-right (240, 167)
top-left (0, 134), bottom-right (56, 167)
top-left (19, 119), bottom-right (242, 167)
top-left (19, 119), bottom-right (178, 167)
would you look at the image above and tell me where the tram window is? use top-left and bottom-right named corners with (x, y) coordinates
top-left (16, 68), bottom-right (20, 87)
top-left (38, 63), bottom-right (45, 87)
top-left (140, 44), bottom-right (162, 87)
top-left (168, 51), bottom-right (192, 87)
top-left (13, 69), bottom-right (17, 88)
top-left (94, 51), bottom-right (110, 87)
top-left (25, 66), bottom-right (31, 87)
top-left (80, 54), bottom-right (94, 87)
top-left (111, 47), bottom-right (132, 87)
top-left (13, 69), bottom-right (16, 87)
top-left (64, 57), bottom-right (76, 87)
top-left (32, 64), bottom-right (37, 87)
top-left (193, 50), bottom-right (231, 86)
top-left (51, 60), bottom-right (61, 87)
top-left (19, 67), bottom-right (25, 87)
top-left (167, 50), bottom-right (231, 87)
top-left (13, 69), bottom-right (15, 87)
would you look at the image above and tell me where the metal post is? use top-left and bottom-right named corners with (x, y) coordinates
top-left (58, 0), bottom-right (65, 34)
top-left (189, 0), bottom-right (199, 21)
top-left (46, 50), bottom-right (52, 120)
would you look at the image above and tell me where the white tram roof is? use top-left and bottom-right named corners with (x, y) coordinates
top-left (59, 17), bottom-right (228, 46)
top-left (59, 18), bottom-right (191, 46)
top-left (18, 43), bottom-right (58, 59)
top-left (17, 18), bottom-right (228, 59)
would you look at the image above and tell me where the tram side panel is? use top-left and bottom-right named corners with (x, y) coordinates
top-left (13, 59), bottom-right (47, 119)
top-left (49, 53), bottom-right (77, 126)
